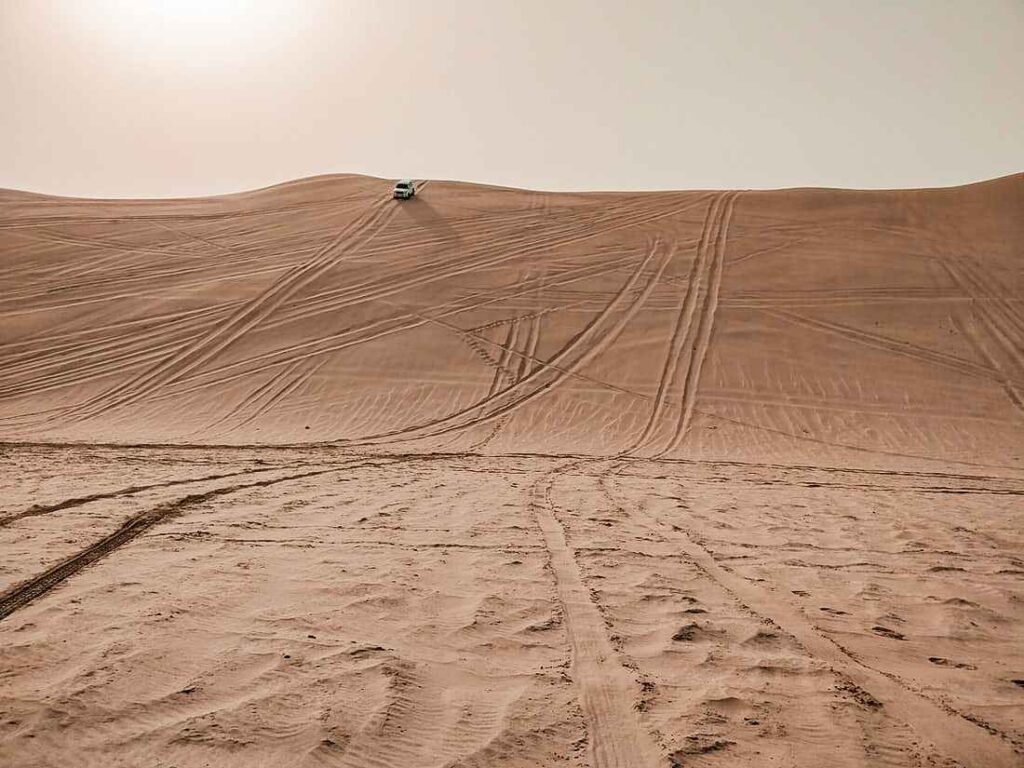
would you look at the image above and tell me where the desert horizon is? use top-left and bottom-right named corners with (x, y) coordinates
top-left (6, 168), bottom-right (1024, 202)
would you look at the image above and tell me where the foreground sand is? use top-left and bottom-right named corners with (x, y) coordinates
top-left (1, 175), bottom-right (1022, 766)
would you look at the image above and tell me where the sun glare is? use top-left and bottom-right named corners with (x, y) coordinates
top-left (68, 0), bottom-right (313, 71)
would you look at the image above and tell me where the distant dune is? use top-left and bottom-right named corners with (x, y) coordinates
top-left (1, 173), bottom-right (1021, 470)
top-left (2, 175), bottom-right (1023, 768)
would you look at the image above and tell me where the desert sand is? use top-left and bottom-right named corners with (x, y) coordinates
top-left (1, 174), bottom-right (1022, 767)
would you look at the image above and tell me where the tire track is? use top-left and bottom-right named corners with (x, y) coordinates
top-left (226, 358), bottom-right (325, 433)
top-left (6, 194), bottom-right (708, 423)
top-left (953, 312), bottom-right (1024, 420)
top-left (472, 318), bottom-right (523, 451)
top-left (21, 247), bottom-right (634, 416)
top-left (171, 254), bottom-right (636, 397)
top-left (2, 228), bottom-right (227, 261)
top-left (658, 191), bottom-right (740, 456)
top-left (0, 239), bottom-right (317, 308)
top-left (45, 197), bottom-right (397, 425)
top-left (147, 251), bottom-right (653, 436)
top-left (265, 246), bottom-right (631, 332)
top-left (721, 287), bottom-right (985, 308)
top-left (389, 294), bottom-right (644, 404)
top-left (472, 314), bottom-right (543, 450)
top-left (0, 307), bottom-right (237, 392)
top-left (518, 312), bottom-right (542, 382)
top-left (0, 327), bottom-right (214, 401)
top-left (342, 239), bottom-right (672, 447)
top-left (953, 255), bottom-right (1024, 340)
top-left (764, 307), bottom-right (1024, 388)
top-left (0, 261), bottom-right (298, 319)
top-left (530, 466), bottom-right (659, 768)
top-left (0, 459), bottom-right (391, 621)
top-left (0, 463), bottom-right (294, 528)
top-left (488, 319), bottom-right (522, 397)
top-left (0, 189), bottom-right (366, 230)
top-left (627, 193), bottom-right (725, 455)
top-left (0, 301), bottom-right (239, 360)
top-left (192, 360), bottom-right (305, 437)
top-left (725, 236), bottom-right (809, 266)
top-left (699, 387), bottom-right (1012, 424)
top-left (233, 195), bottom-right (712, 337)
top-left (692, 404), bottom-right (1024, 472)
top-left (942, 258), bottom-right (1024, 416)
top-left (3, 256), bottom-right (633, 419)
top-left (460, 331), bottom-right (505, 375)
top-left (197, 357), bottom-right (325, 438)
top-left (619, 477), bottom-right (1023, 767)
top-left (255, 201), bottom-right (637, 321)
top-left (147, 218), bottom-right (250, 259)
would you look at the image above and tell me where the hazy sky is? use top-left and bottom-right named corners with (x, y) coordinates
top-left (1, 0), bottom-right (1021, 197)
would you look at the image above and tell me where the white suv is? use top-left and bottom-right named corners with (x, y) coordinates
top-left (393, 179), bottom-right (416, 200)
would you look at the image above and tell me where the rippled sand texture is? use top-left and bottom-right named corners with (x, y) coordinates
top-left (1, 175), bottom-right (1022, 767)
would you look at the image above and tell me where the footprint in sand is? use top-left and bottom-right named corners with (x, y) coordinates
top-left (672, 622), bottom-right (719, 642)
top-left (820, 606), bottom-right (849, 615)
top-left (871, 625), bottom-right (905, 640)
top-left (928, 657), bottom-right (977, 670)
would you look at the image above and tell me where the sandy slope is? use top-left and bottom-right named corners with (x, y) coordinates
top-left (1, 175), bottom-right (1022, 767)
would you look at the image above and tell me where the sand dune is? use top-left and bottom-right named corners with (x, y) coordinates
top-left (1, 175), bottom-right (1022, 767)
top-left (2, 173), bottom-right (1022, 465)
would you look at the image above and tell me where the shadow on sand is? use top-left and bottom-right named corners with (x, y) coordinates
top-left (393, 192), bottom-right (462, 247)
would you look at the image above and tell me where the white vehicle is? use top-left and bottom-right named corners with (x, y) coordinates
top-left (393, 179), bottom-right (416, 200)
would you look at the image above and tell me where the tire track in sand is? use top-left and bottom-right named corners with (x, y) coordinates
top-left (623, 478), bottom-right (1023, 767)
top-left (159, 253), bottom-right (638, 398)
top-left (46, 196), bottom-right (397, 426)
top-left (627, 193), bottom-right (727, 455)
top-left (0, 459), bottom-right (392, 621)
top-left (0, 463), bottom-right (296, 528)
top-left (4, 256), bottom-right (637, 429)
top-left (488, 318), bottom-right (522, 397)
top-left (470, 313), bottom-right (543, 450)
top-left (941, 261), bottom-right (1024, 419)
top-left (953, 312), bottom-right (1024, 419)
top-left (655, 191), bottom-right (739, 457)
top-left (764, 307), bottom-right (1024, 389)
top-left (530, 466), bottom-right (659, 768)
top-left (342, 239), bottom-right (672, 447)
top-left (196, 357), bottom-right (326, 439)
